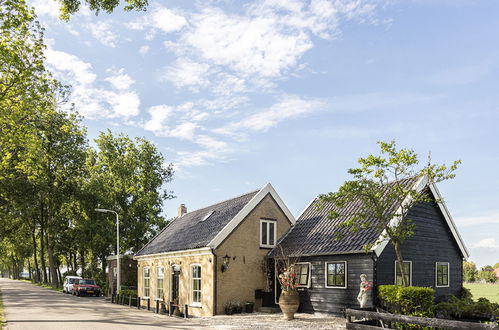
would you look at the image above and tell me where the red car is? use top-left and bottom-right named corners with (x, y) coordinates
top-left (72, 279), bottom-right (102, 296)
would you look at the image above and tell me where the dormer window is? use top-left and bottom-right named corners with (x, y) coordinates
top-left (260, 219), bottom-right (276, 248)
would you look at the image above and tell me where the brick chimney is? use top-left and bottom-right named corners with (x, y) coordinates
top-left (178, 204), bottom-right (187, 217)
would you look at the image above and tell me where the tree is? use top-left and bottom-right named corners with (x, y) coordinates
top-left (478, 270), bottom-right (497, 283)
top-left (463, 261), bottom-right (478, 282)
top-left (494, 262), bottom-right (499, 269)
top-left (481, 265), bottom-right (494, 272)
top-left (319, 140), bottom-right (460, 286)
top-left (57, 0), bottom-right (148, 21)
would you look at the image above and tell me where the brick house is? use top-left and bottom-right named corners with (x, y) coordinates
top-left (133, 183), bottom-right (295, 316)
top-left (106, 255), bottom-right (137, 295)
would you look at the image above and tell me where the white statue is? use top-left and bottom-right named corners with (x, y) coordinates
top-left (357, 274), bottom-right (372, 308)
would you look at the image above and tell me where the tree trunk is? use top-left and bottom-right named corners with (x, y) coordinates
top-left (46, 232), bottom-right (59, 287)
top-left (393, 241), bottom-right (408, 286)
top-left (40, 204), bottom-right (48, 283)
top-left (32, 223), bottom-right (41, 283)
top-left (80, 250), bottom-right (86, 278)
top-left (28, 258), bottom-right (32, 280)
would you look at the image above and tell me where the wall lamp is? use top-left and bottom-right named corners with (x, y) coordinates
top-left (221, 254), bottom-right (231, 272)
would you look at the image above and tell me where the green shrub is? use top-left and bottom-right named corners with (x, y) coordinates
top-left (378, 285), bottom-right (435, 317)
top-left (435, 294), bottom-right (499, 323)
top-left (118, 289), bottom-right (137, 297)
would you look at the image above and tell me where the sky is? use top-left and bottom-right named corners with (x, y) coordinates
top-left (30, 0), bottom-right (499, 268)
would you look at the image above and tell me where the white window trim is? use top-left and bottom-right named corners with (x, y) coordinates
top-left (260, 219), bottom-right (277, 248)
top-left (294, 262), bottom-right (312, 288)
top-left (143, 267), bottom-right (150, 299)
top-left (435, 262), bottom-right (450, 288)
top-left (394, 260), bottom-right (412, 286)
top-left (190, 264), bottom-right (202, 308)
top-left (156, 266), bottom-right (164, 301)
top-left (325, 261), bottom-right (347, 289)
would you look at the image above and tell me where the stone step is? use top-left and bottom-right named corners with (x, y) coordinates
top-left (258, 307), bottom-right (281, 313)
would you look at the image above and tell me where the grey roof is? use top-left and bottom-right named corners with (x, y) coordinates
top-left (136, 190), bottom-right (259, 256)
top-left (272, 177), bottom-right (419, 257)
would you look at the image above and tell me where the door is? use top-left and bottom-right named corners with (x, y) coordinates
top-left (171, 265), bottom-right (180, 303)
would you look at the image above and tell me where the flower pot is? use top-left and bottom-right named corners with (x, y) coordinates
top-left (224, 307), bottom-right (234, 315)
top-left (245, 302), bottom-right (254, 313)
top-left (279, 290), bottom-right (299, 320)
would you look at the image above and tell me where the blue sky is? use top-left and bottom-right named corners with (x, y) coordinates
top-left (31, 0), bottom-right (499, 267)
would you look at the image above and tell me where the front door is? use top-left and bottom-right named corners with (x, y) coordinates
top-left (171, 265), bottom-right (180, 303)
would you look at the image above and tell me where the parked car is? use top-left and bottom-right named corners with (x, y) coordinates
top-left (63, 276), bottom-right (82, 294)
top-left (72, 278), bottom-right (102, 296)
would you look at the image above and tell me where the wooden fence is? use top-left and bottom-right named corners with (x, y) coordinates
top-left (345, 308), bottom-right (499, 330)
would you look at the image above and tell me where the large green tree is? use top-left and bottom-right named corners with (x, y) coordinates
top-left (463, 261), bottom-right (478, 282)
top-left (319, 141), bottom-right (460, 286)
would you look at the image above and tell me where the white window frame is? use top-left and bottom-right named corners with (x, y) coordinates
top-left (143, 267), bottom-right (150, 298)
top-left (294, 262), bottom-right (312, 288)
top-left (435, 262), bottom-right (450, 288)
top-left (156, 266), bottom-right (164, 301)
top-left (190, 264), bottom-right (202, 307)
top-left (394, 260), bottom-right (412, 286)
top-left (325, 261), bottom-right (347, 289)
top-left (260, 219), bottom-right (277, 248)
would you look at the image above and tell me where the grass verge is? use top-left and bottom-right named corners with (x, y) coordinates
top-left (19, 279), bottom-right (63, 292)
top-left (464, 282), bottom-right (499, 304)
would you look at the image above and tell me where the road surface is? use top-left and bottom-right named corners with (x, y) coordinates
top-left (0, 278), bottom-right (201, 329)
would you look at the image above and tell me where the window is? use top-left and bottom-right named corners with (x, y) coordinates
top-left (191, 264), bottom-right (202, 306)
top-left (143, 268), bottom-right (150, 298)
top-left (260, 219), bottom-right (277, 248)
top-left (156, 267), bottom-right (164, 300)
top-left (294, 263), bottom-right (311, 288)
top-left (436, 262), bottom-right (449, 287)
top-left (325, 261), bottom-right (347, 288)
top-left (395, 261), bottom-right (412, 286)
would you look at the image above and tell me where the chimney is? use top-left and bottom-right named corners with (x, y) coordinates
top-left (178, 204), bottom-right (187, 217)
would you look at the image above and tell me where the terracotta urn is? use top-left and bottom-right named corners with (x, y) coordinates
top-left (279, 290), bottom-right (299, 320)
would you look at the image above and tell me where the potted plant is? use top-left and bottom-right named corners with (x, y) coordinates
top-left (233, 301), bottom-right (243, 313)
top-left (245, 301), bottom-right (254, 313)
top-left (276, 245), bottom-right (300, 320)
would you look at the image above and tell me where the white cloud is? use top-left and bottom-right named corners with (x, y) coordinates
top-left (30, 0), bottom-right (60, 18)
top-left (128, 6), bottom-right (187, 34)
top-left (217, 95), bottom-right (325, 135)
top-left (169, 122), bottom-right (199, 140)
top-left (431, 64), bottom-right (493, 86)
top-left (455, 212), bottom-right (499, 227)
top-left (87, 21), bottom-right (118, 48)
top-left (161, 58), bottom-right (210, 89)
top-left (105, 68), bottom-right (135, 90)
top-left (45, 47), bottom-right (141, 120)
top-left (472, 238), bottom-right (499, 249)
top-left (143, 105), bottom-right (175, 134)
top-left (139, 45), bottom-right (150, 56)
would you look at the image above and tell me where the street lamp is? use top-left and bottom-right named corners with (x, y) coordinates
top-left (95, 208), bottom-right (120, 294)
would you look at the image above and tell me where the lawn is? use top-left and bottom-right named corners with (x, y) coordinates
top-left (464, 282), bottom-right (499, 304)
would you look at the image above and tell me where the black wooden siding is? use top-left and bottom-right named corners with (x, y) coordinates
top-left (376, 195), bottom-right (463, 301)
top-left (296, 253), bottom-right (374, 314)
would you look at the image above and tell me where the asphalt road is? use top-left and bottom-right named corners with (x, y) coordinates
top-left (0, 278), bottom-right (202, 329)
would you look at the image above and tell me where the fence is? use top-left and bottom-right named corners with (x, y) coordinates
top-left (345, 308), bottom-right (498, 330)
top-left (111, 293), bottom-right (189, 318)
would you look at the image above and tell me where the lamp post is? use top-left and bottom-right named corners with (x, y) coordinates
top-left (95, 208), bottom-right (120, 294)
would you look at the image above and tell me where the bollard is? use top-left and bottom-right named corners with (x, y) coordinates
top-left (115, 294), bottom-right (119, 304)
top-left (111, 293), bottom-right (115, 304)
top-left (121, 294), bottom-right (125, 305)
top-left (184, 304), bottom-right (189, 318)
top-left (147, 298), bottom-right (150, 311)
top-left (169, 302), bottom-right (174, 316)
top-left (155, 299), bottom-right (159, 314)
top-left (129, 295), bottom-right (132, 307)
top-left (137, 297), bottom-right (141, 309)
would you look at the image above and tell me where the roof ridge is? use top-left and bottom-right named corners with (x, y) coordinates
top-left (177, 187), bottom-right (261, 217)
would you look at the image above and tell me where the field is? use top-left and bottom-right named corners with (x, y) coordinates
top-left (464, 282), bottom-right (499, 304)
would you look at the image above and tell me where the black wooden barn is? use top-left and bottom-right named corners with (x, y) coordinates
top-left (268, 176), bottom-right (469, 314)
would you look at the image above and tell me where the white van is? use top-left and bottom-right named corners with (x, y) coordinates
top-left (63, 276), bottom-right (82, 294)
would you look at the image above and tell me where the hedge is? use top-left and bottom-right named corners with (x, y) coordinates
top-left (378, 285), bottom-right (435, 318)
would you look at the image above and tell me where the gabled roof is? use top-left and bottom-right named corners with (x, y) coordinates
top-left (135, 183), bottom-right (295, 257)
top-left (272, 176), bottom-right (469, 259)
